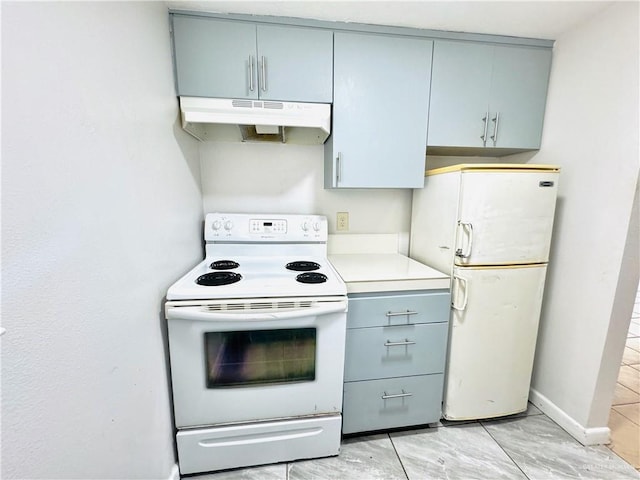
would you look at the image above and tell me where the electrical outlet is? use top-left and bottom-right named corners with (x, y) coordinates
top-left (337, 212), bottom-right (349, 231)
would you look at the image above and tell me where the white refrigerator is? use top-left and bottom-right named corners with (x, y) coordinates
top-left (410, 164), bottom-right (559, 420)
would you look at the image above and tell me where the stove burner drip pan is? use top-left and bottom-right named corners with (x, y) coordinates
top-left (197, 272), bottom-right (242, 286)
top-left (210, 260), bottom-right (240, 270)
top-left (296, 272), bottom-right (328, 284)
top-left (286, 261), bottom-right (321, 272)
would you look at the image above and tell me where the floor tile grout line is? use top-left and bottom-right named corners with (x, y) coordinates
top-left (614, 386), bottom-right (640, 398)
top-left (387, 432), bottom-right (410, 480)
top-left (610, 408), bottom-right (640, 427)
top-left (478, 420), bottom-right (531, 480)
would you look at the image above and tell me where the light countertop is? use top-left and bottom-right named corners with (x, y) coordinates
top-left (329, 253), bottom-right (450, 294)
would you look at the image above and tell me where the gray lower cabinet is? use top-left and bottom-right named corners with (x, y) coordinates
top-left (324, 32), bottom-right (433, 188)
top-left (342, 290), bottom-right (449, 435)
top-left (171, 14), bottom-right (333, 103)
top-left (427, 40), bottom-right (552, 152)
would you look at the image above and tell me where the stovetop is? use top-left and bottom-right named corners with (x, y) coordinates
top-left (166, 255), bottom-right (346, 301)
top-left (167, 212), bottom-right (347, 301)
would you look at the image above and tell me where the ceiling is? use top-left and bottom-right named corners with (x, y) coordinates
top-left (165, 1), bottom-right (614, 40)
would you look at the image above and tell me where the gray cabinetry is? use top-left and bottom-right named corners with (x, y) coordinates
top-left (342, 291), bottom-right (449, 435)
top-left (171, 15), bottom-right (333, 103)
top-left (325, 32), bottom-right (432, 188)
top-left (427, 40), bottom-right (552, 152)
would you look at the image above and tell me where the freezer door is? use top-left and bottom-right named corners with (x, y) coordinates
top-left (455, 171), bottom-right (559, 266)
top-left (445, 264), bottom-right (547, 420)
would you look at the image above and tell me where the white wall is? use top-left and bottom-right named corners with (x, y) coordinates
top-left (528, 1), bottom-right (639, 442)
top-left (1, 2), bottom-right (202, 478)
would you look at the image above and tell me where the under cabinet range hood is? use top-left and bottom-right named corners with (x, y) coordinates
top-left (179, 97), bottom-right (331, 144)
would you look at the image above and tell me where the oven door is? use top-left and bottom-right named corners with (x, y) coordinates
top-left (166, 297), bottom-right (347, 428)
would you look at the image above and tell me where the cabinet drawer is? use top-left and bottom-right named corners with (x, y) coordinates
top-left (342, 374), bottom-right (443, 434)
top-left (347, 291), bottom-right (450, 329)
top-left (344, 322), bottom-right (447, 381)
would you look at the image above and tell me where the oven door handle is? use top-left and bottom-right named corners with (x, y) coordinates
top-left (166, 302), bottom-right (347, 322)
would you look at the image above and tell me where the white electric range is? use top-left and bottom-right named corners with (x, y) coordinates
top-left (165, 213), bottom-right (347, 475)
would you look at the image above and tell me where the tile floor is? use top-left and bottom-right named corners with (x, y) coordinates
top-left (192, 406), bottom-right (638, 479)
top-left (189, 290), bottom-right (640, 480)
top-left (190, 405), bottom-right (640, 480)
top-left (607, 286), bottom-right (640, 470)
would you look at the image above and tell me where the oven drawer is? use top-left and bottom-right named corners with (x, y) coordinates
top-left (342, 374), bottom-right (443, 434)
top-left (347, 291), bottom-right (450, 329)
top-left (344, 322), bottom-right (448, 381)
top-left (176, 415), bottom-right (342, 475)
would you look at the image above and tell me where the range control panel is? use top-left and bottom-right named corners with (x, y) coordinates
top-left (249, 218), bottom-right (288, 234)
top-left (205, 213), bottom-right (327, 242)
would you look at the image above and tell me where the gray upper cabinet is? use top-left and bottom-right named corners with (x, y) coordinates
top-left (324, 32), bottom-right (433, 188)
top-left (427, 40), bottom-right (552, 151)
top-left (171, 15), bottom-right (333, 103)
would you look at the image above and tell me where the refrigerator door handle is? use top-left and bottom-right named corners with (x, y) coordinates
top-left (455, 221), bottom-right (474, 259)
top-left (451, 275), bottom-right (468, 311)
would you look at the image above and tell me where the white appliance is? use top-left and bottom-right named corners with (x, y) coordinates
top-left (166, 213), bottom-right (347, 475)
top-left (410, 164), bottom-right (560, 420)
top-left (179, 96), bottom-right (331, 144)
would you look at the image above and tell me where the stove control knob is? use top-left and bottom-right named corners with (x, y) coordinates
top-left (313, 222), bottom-right (321, 232)
top-left (224, 220), bottom-right (233, 231)
top-left (301, 221), bottom-right (310, 232)
top-left (211, 220), bottom-right (222, 231)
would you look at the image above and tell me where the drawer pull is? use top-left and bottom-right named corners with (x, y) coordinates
top-left (385, 310), bottom-right (418, 317)
top-left (384, 339), bottom-right (416, 347)
top-left (382, 390), bottom-right (413, 400)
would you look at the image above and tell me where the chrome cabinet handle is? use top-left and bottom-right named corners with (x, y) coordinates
top-left (452, 275), bottom-right (469, 311)
top-left (248, 55), bottom-right (255, 92)
top-left (480, 110), bottom-right (489, 146)
top-left (385, 310), bottom-right (418, 317)
top-left (260, 56), bottom-right (267, 92)
top-left (336, 153), bottom-right (342, 186)
top-left (455, 221), bottom-right (474, 259)
top-left (491, 112), bottom-right (500, 146)
top-left (384, 339), bottom-right (416, 347)
top-left (382, 390), bottom-right (413, 400)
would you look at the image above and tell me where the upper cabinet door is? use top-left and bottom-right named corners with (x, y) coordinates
top-left (426, 40), bottom-right (552, 151)
top-left (488, 45), bottom-right (552, 149)
top-left (171, 15), bottom-right (333, 103)
top-left (172, 16), bottom-right (258, 99)
top-left (427, 41), bottom-right (493, 148)
top-left (256, 25), bottom-right (333, 103)
top-left (326, 32), bottom-right (432, 188)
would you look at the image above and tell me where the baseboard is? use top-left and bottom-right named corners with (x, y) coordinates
top-left (167, 464), bottom-right (180, 480)
top-left (529, 388), bottom-right (611, 446)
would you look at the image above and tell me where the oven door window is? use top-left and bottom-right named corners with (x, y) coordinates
top-left (205, 328), bottom-right (316, 388)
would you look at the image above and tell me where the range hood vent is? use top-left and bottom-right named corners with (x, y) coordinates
top-left (179, 97), bottom-right (331, 144)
